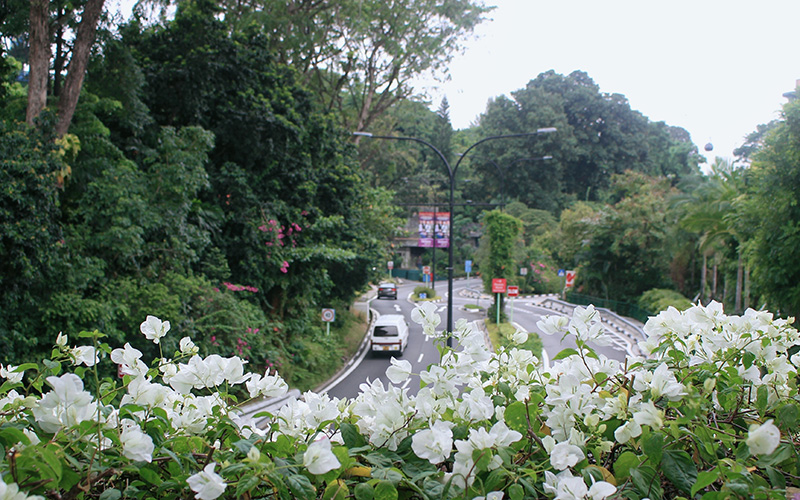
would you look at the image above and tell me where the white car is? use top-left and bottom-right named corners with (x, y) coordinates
top-left (370, 314), bottom-right (409, 355)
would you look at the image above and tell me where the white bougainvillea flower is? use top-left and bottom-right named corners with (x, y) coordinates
top-left (0, 364), bottom-right (24, 384)
top-left (179, 337), bottom-right (199, 355)
top-left (140, 315), bottom-right (170, 344)
top-left (472, 492), bottom-right (504, 500)
top-left (543, 470), bottom-right (616, 500)
top-left (32, 373), bottom-right (97, 433)
top-left (245, 372), bottom-right (288, 399)
top-left (56, 332), bottom-right (68, 347)
top-left (303, 438), bottom-right (340, 475)
top-left (70, 345), bottom-right (98, 367)
top-left (0, 474), bottom-right (44, 500)
top-left (111, 343), bottom-right (148, 377)
top-left (187, 463), bottom-right (227, 500)
top-left (633, 363), bottom-right (685, 401)
top-left (536, 315), bottom-right (570, 336)
top-left (549, 441), bottom-right (585, 471)
top-left (747, 419), bottom-right (781, 455)
top-left (511, 329), bottom-right (528, 345)
top-left (120, 419), bottom-right (154, 463)
top-left (614, 419), bottom-right (642, 445)
top-left (386, 357), bottom-right (412, 384)
top-left (412, 420), bottom-right (453, 464)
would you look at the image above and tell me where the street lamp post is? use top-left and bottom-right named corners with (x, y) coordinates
top-left (487, 156), bottom-right (553, 210)
top-left (353, 128), bottom-right (556, 342)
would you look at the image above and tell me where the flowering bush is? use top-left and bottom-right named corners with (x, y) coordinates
top-left (0, 301), bottom-right (798, 499)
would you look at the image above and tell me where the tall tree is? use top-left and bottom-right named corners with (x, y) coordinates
top-left (24, 0), bottom-right (107, 136)
top-left (745, 97), bottom-right (800, 318)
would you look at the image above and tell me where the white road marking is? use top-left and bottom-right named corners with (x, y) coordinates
top-left (402, 378), bottom-right (411, 389)
top-left (417, 353), bottom-right (424, 363)
top-left (437, 306), bottom-right (447, 313)
top-left (394, 304), bottom-right (402, 312)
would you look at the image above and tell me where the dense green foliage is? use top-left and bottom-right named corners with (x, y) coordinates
top-left (638, 288), bottom-right (693, 313)
top-left (0, 1), bottom-right (397, 382)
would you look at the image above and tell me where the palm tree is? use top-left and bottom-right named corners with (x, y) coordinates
top-left (674, 159), bottom-right (748, 311)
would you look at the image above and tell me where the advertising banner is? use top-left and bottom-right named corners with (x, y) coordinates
top-left (418, 212), bottom-right (450, 248)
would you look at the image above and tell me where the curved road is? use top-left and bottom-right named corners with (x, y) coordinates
top-left (318, 278), bottom-right (632, 401)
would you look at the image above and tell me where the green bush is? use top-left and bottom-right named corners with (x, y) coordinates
top-left (413, 286), bottom-right (436, 300)
top-left (638, 288), bottom-right (693, 313)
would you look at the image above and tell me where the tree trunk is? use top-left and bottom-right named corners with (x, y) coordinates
top-left (744, 266), bottom-right (751, 310)
top-left (55, 0), bottom-right (106, 137)
top-left (735, 250), bottom-right (743, 313)
top-left (700, 253), bottom-right (707, 304)
top-left (26, 0), bottom-right (50, 125)
top-left (53, 7), bottom-right (68, 97)
top-left (712, 257), bottom-right (718, 301)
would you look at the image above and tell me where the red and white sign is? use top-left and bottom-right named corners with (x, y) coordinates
top-left (321, 308), bottom-right (336, 322)
top-left (422, 266), bottom-right (431, 275)
top-left (507, 285), bottom-right (519, 297)
top-left (565, 270), bottom-right (576, 288)
top-left (387, 261), bottom-right (394, 270)
top-left (492, 278), bottom-right (507, 294)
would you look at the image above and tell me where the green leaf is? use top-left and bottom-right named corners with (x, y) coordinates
top-left (0, 427), bottom-right (29, 448)
top-left (691, 468), bottom-right (719, 496)
top-left (776, 403), bottom-right (799, 430)
top-left (756, 385), bottom-right (768, 414)
top-left (641, 432), bottom-right (664, 466)
top-left (553, 348), bottom-right (579, 360)
top-left (508, 483), bottom-right (524, 500)
top-left (354, 483), bottom-right (374, 500)
top-left (504, 401), bottom-right (530, 434)
top-left (764, 465), bottom-right (786, 489)
top-left (613, 451), bottom-right (643, 479)
top-left (138, 467), bottom-right (163, 486)
top-left (341, 422), bottom-right (367, 448)
top-left (374, 480), bottom-right (398, 500)
top-left (662, 449), bottom-right (697, 495)
top-left (235, 474), bottom-right (261, 497)
top-left (287, 474), bottom-right (315, 500)
top-left (98, 489), bottom-right (122, 500)
top-left (322, 480), bottom-right (348, 500)
top-left (630, 466), bottom-right (663, 500)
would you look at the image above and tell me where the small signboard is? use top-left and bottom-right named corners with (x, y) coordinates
top-left (520, 267), bottom-right (528, 276)
top-left (491, 278), bottom-right (507, 294)
top-left (557, 269), bottom-right (565, 277)
top-left (465, 260), bottom-right (472, 273)
top-left (565, 270), bottom-right (576, 288)
top-left (388, 261), bottom-right (394, 270)
top-left (321, 308), bottom-right (336, 322)
top-left (422, 265), bottom-right (431, 275)
top-left (507, 285), bottom-right (519, 297)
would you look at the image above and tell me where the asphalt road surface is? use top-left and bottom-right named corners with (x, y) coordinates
top-left (318, 278), bottom-right (633, 401)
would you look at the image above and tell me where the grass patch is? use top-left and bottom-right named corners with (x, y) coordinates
top-left (285, 306), bottom-right (369, 392)
top-left (464, 304), bottom-right (483, 310)
top-left (485, 321), bottom-right (543, 359)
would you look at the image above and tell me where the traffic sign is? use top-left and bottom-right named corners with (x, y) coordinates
top-left (387, 261), bottom-right (394, 270)
top-left (321, 308), bottom-right (336, 322)
top-left (507, 285), bottom-right (519, 297)
top-left (422, 265), bottom-right (431, 275)
top-left (491, 278), bottom-right (507, 293)
top-left (465, 260), bottom-right (472, 273)
top-left (520, 267), bottom-right (528, 276)
top-left (557, 269), bottom-right (565, 277)
top-left (565, 270), bottom-right (576, 288)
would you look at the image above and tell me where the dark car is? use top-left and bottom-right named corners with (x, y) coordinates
top-left (377, 283), bottom-right (398, 299)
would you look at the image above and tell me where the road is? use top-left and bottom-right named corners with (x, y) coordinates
top-left (318, 278), bottom-right (632, 401)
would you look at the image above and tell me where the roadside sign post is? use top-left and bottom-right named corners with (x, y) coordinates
top-left (564, 270), bottom-right (576, 300)
top-left (321, 308), bottom-right (335, 335)
top-left (491, 278), bottom-right (507, 325)
top-left (465, 260), bottom-right (472, 281)
top-left (507, 285), bottom-right (519, 325)
top-left (388, 260), bottom-right (393, 279)
top-left (422, 265), bottom-right (431, 285)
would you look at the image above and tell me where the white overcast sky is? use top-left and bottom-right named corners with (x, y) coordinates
top-left (416, 0), bottom-right (800, 165)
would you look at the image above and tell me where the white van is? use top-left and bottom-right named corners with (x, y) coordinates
top-left (370, 314), bottom-right (410, 355)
